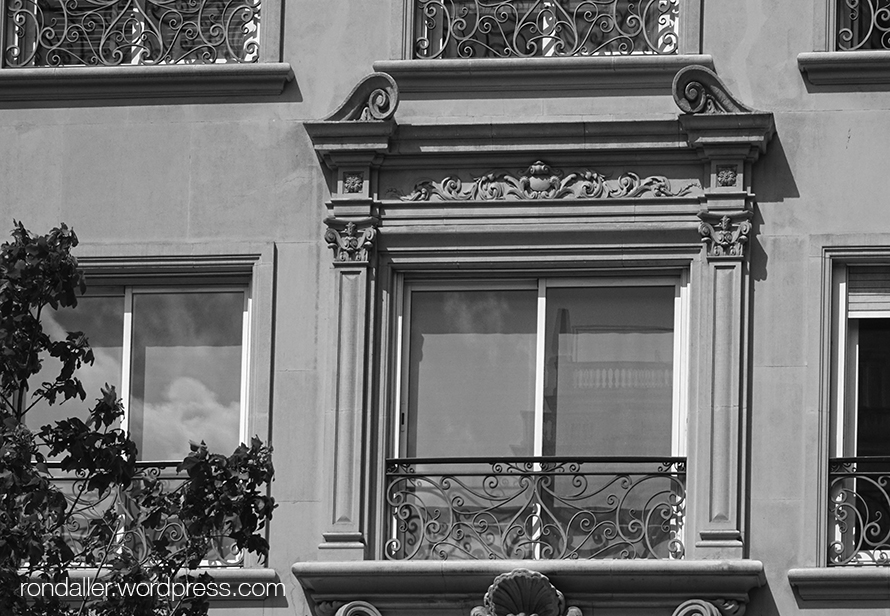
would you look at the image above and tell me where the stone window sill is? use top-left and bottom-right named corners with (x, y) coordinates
top-left (0, 62), bottom-right (293, 102)
top-left (373, 55), bottom-right (714, 95)
top-left (788, 567), bottom-right (890, 601)
top-left (798, 51), bottom-right (890, 85)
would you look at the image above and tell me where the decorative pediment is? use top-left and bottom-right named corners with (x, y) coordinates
top-left (398, 161), bottom-right (700, 202)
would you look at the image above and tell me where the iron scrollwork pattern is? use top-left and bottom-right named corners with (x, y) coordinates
top-left (4, 0), bottom-right (260, 67)
top-left (828, 457), bottom-right (890, 566)
top-left (55, 462), bottom-right (241, 567)
top-left (400, 161), bottom-right (697, 201)
top-left (384, 456), bottom-right (686, 561)
top-left (836, 0), bottom-right (890, 51)
top-left (412, 0), bottom-right (679, 58)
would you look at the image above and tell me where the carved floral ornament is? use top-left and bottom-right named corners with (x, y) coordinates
top-left (323, 73), bottom-right (399, 122)
top-left (324, 218), bottom-right (377, 263)
top-left (399, 161), bottom-right (699, 202)
top-left (672, 66), bottom-right (756, 115)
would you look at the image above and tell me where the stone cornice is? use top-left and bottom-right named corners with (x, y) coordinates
top-left (292, 560), bottom-right (765, 614)
top-left (788, 567), bottom-right (890, 601)
top-left (372, 55), bottom-right (715, 95)
top-left (0, 63), bottom-right (293, 102)
top-left (798, 51), bottom-right (890, 85)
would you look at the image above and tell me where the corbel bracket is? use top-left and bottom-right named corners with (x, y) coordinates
top-left (471, 569), bottom-right (582, 616)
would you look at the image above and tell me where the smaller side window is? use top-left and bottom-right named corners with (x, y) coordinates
top-left (829, 265), bottom-right (890, 565)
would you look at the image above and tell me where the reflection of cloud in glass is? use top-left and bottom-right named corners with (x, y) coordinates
top-left (140, 376), bottom-right (240, 461)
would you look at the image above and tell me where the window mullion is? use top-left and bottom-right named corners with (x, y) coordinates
top-left (533, 279), bottom-right (547, 458)
top-left (119, 287), bottom-right (134, 435)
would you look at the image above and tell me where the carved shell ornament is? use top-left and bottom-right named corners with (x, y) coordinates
top-left (471, 569), bottom-right (582, 616)
top-left (672, 65), bottom-right (755, 114)
top-left (400, 161), bottom-right (698, 202)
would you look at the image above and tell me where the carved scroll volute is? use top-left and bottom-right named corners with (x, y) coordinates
top-left (672, 599), bottom-right (746, 616)
top-left (324, 72), bottom-right (399, 122)
top-left (672, 66), bottom-right (755, 115)
top-left (324, 217), bottom-right (378, 264)
top-left (698, 211), bottom-right (753, 260)
top-left (471, 569), bottom-right (582, 616)
top-left (334, 601), bottom-right (383, 616)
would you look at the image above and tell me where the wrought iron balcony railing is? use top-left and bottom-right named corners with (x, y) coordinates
top-left (836, 0), bottom-right (890, 50)
top-left (385, 456), bottom-right (686, 560)
top-left (3, 0), bottom-right (260, 67)
top-left (411, 0), bottom-right (680, 59)
top-left (828, 457), bottom-right (890, 566)
top-left (52, 461), bottom-right (241, 567)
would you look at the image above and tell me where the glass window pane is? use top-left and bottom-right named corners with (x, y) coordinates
top-left (129, 291), bottom-right (244, 461)
top-left (544, 285), bottom-right (674, 456)
top-left (406, 289), bottom-right (537, 458)
top-left (856, 319), bottom-right (890, 456)
top-left (27, 294), bottom-right (125, 432)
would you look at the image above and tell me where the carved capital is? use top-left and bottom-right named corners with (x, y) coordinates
top-left (698, 210), bottom-right (753, 259)
top-left (324, 217), bottom-right (378, 263)
top-left (672, 599), bottom-right (746, 616)
top-left (673, 66), bottom-right (755, 115)
top-left (471, 569), bottom-right (582, 616)
top-left (334, 601), bottom-right (383, 616)
top-left (324, 72), bottom-right (399, 122)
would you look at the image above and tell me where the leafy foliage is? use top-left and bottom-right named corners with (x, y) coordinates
top-left (0, 223), bottom-right (275, 616)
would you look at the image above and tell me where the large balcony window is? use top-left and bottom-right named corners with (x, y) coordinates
top-left (411, 0), bottom-right (680, 58)
top-left (385, 277), bottom-right (688, 560)
top-left (3, 0), bottom-right (260, 67)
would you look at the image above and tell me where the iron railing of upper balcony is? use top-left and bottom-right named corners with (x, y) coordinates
top-left (836, 0), bottom-right (890, 50)
top-left (2, 0), bottom-right (259, 67)
top-left (828, 457), bottom-right (890, 566)
top-left (51, 461), bottom-right (241, 567)
top-left (384, 456), bottom-right (686, 560)
top-left (411, 0), bottom-right (680, 59)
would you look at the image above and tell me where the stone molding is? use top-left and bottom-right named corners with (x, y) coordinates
top-left (398, 161), bottom-right (699, 202)
top-left (471, 569), bottom-right (581, 616)
top-left (788, 567), bottom-right (890, 601)
top-left (372, 55), bottom-right (715, 94)
top-left (0, 63), bottom-right (293, 102)
top-left (672, 65), bottom-right (755, 114)
top-left (798, 51), bottom-right (890, 85)
top-left (698, 211), bottom-right (753, 259)
top-left (324, 218), bottom-right (378, 264)
top-left (324, 72), bottom-right (399, 122)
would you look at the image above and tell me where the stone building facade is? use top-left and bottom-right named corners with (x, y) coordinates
top-left (2, 0), bottom-right (890, 614)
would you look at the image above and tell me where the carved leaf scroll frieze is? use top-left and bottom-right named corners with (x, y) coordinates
top-left (400, 161), bottom-right (698, 202)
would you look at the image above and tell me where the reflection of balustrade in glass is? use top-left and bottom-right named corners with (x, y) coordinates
top-left (828, 457), bottom-right (890, 565)
top-left (385, 456), bottom-right (686, 561)
top-left (836, 0), bottom-right (890, 50)
top-left (3, 0), bottom-right (260, 66)
top-left (412, 0), bottom-right (680, 58)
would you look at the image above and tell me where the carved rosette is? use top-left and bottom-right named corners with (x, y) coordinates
top-left (672, 599), bottom-right (746, 616)
top-left (400, 161), bottom-right (698, 202)
top-left (698, 211), bottom-right (752, 259)
top-left (324, 218), bottom-right (377, 263)
top-left (471, 569), bottom-right (582, 616)
top-left (672, 66), bottom-right (756, 115)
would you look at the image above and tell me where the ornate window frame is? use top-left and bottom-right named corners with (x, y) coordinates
top-left (298, 64), bottom-right (774, 614)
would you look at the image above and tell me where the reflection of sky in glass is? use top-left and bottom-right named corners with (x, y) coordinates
top-left (129, 292), bottom-right (243, 461)
top-left (27, 295), bottom-right (124, 432)
top-left (407, 290), bottom-right (537, 458)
